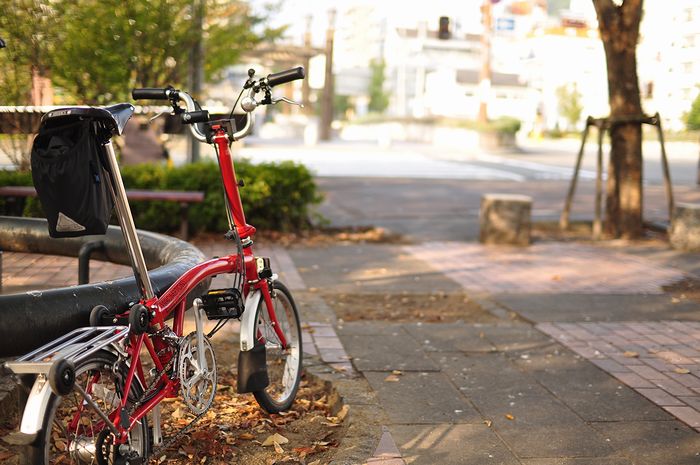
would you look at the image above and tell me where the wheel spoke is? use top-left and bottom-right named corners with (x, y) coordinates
top-left (253, 282), bottom-right (302, 413)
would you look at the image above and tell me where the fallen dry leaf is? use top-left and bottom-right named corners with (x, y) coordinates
top-left (505, 414), bottom-right (515, 421)
top-left (391, 370), bottom-right (403, 376)
top-left (384, 374), bottom-right (401, 382)
top-left (623, 351), bottom-right (639, 358)
top-left (483, 420), bottom-right (492, 427)
top-left (262, 433), bottom-right (289, 447)
top-left (274, 442), bottom-right (284, 454)
top-left (335, 404), bottom-right (350, 422)
top-left (674, 367), bottom-right (691, 374)
top-left (551, 275), bottom-right (562, 282)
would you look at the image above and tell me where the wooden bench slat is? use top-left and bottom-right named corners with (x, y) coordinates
top-left (0, 185), bottom-right (205, 239)
top-left (0, 186), bottom-right (204, 203)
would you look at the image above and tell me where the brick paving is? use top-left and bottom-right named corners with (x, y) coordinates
top-left (538, 321), bottom-right (700, 432)
top-left (1, 251), bottom-right (132, 293)
top-left (404, 241), bottom-right (686, 294)
top-left (1, 241), bottom-right (304, 295)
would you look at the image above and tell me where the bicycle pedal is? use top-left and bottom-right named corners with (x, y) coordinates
top-left (200, 288), bottom-right (244, 320)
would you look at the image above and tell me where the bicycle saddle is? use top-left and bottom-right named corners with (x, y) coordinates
top-left (41, 103), bottom-right (135, 136)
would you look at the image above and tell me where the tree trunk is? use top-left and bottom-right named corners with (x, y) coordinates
top-left (593, 0), bottom-right (644, 238)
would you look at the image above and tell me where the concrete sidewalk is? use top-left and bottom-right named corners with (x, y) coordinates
top-left (4, 238), bottom-right (700, 464)
top-left (287, 240), bottom-right (700, 465)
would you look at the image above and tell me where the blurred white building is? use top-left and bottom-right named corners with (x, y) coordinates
top-left (639, 0), bottom-right (700, 131)
top-left (323, 0), bottom-right (700, 132)
top-left (522, 24), bottom-right (608, 130)
top-left (331, 3), bottom-right (544, 123)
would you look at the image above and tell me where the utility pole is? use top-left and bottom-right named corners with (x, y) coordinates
top-left (319, 9), bottom-right (336, 141)
top-left (302, 15), bottom-right (312, 115)
top-left (188, 0), bottom-right (204, 162)
top-left (478, 0), bottom-right (492, 123)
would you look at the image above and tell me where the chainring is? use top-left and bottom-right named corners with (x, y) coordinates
top-left (177, 332), bottom-right (217, 415)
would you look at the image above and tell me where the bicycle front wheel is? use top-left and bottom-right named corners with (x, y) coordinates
top-left (252, 280), bottom-right (303, 413)
top-left (26, 350), bottom-right (149, 464)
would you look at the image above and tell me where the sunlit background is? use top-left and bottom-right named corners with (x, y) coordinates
top-left (1, 0), bottom-right (699, 168)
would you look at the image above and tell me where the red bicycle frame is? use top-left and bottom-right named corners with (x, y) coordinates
top-left (106, 123), bottom-right (288, 442)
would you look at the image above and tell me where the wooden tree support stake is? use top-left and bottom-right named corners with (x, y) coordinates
top-left (559, 113), bottom-right (674, 238)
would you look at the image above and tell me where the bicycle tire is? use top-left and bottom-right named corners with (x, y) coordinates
top-left (252, 281), bottom-right (303, 413)
top-left (25, 350), bottom-right (149, 464)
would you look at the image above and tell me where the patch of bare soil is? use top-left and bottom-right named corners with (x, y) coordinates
top-left (532, 220), bottom-right (668, 243)
top-left (322, 292), bottom-right (499, 323)
top-left (663, 277), bottom-right (700, 304)
top-left (0, 337), bottom-right (346, 465)
top-left (195, 226), bottom-right (409, 248)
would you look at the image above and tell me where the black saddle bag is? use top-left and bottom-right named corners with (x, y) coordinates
top-left (31, 120), bottom-right (114, 238)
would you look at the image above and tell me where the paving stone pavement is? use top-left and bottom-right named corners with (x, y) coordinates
top-left (404, 241), bottom-right (686, 294)
top-left (290, 242), bottom-right (700, 464)
top-left (5, 239), bottom-right (700, 464)
top-left (538, 321), bottom-right (700, 432)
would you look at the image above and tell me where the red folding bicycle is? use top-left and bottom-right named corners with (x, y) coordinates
top-left (3, 66), bottom-right (307, 464)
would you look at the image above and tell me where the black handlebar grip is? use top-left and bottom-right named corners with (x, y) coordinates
top-left (181, 110), bottom-right (210, 124)
top-left (266, 66), bottom-right (306, 88)
top-left (132, 88), bottom-right (170, 100)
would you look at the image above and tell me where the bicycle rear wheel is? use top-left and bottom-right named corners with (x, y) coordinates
top-left (26, 350), bottom-right (149, 464)
top-left (252, 281), bottom-right (303, 413)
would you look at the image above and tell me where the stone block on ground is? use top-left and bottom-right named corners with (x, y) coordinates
top-left (479, 194), bottom-right (532, 246)
top-left (670, 203), bottom-right (700, 251)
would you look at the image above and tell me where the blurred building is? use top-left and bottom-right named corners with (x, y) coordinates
top-left (638, 0), bottom-right (700, 131)
top-left (312, 0), bottom-right (700, 133)
top-left (522, 22), bottom-right (608, 131)
top-left (382, 21), bottom-right (484, 118)
top-left (330, 2), bottom-right (545, 123)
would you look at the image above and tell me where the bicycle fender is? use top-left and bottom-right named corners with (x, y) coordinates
top-left (17, 343), bottom-right (123, 437)
top-left (240, 290), bottom-right (262, 352)
top-left (20, 375), bottom-right (51, 436)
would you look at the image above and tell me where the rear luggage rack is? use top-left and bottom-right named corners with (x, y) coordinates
top-left (3, 326), bottom-right (129, 375)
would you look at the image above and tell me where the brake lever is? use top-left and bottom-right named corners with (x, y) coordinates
top-left (148, 111), bottom-right (167, 124)
top-left (270, 96), bottom-right (304, 108)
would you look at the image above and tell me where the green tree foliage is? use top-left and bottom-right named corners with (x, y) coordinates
top-left (687, 91), bottom-right (700, 131)
top-left (556, 83), bottom-right (583, 131)
top-left (0, 0), bottom-right (283, 105)
top-left (368, 59), bottom-right (389, 114)
top-left (0, 1), bottom-right (58, 167)
top-left (0, 0), bottom-right (55, 103)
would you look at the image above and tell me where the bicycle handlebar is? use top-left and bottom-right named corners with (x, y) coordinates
top-left (132, 65), bottom-right (305, 143)
top-left (132, 87), bottom-right (173, 100)
top-left (266, 66), bottom-right (305, 88)
top-left (181, 110), bottom-right (210, 124)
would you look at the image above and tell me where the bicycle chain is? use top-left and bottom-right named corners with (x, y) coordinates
top-left (127, 347), bottom-right (175, 417)
top-left (121, 344), bottom-right (211, 463)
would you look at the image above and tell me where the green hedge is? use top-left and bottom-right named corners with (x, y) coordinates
top-left (0, 160), bottom-right (323, 233)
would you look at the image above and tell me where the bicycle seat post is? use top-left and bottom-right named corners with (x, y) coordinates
top-left (103, 139), bottom-right (155, 300)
